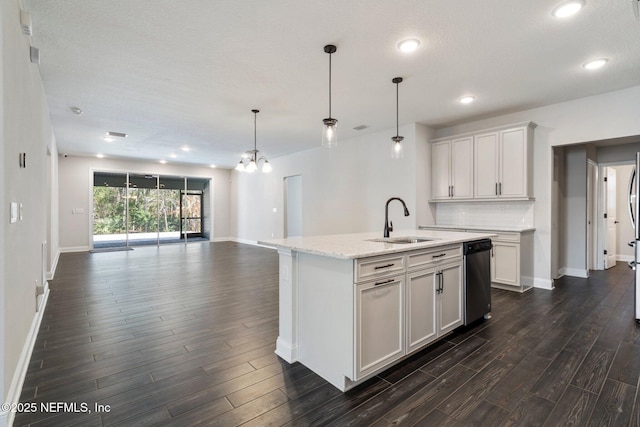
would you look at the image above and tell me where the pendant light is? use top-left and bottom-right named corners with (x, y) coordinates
top-left (391, 77), bottom-right (404, 159)
top-left (322, 44), bottom-right (338, 148)
top-left (235, 109), bottom-right (272, 173)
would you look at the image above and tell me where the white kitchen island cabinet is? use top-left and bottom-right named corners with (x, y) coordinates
top-left (260, 230), bottom-right (494, 391)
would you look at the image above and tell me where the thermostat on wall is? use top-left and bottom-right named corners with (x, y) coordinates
top-left (10, 202), bottom-right (18, 224)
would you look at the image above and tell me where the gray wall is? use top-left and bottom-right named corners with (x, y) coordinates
top-left (563, 145), bottom-right (588, 274)
top-left (1, 0), bottom-right (58, 419)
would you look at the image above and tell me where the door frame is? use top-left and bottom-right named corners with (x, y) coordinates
top-left (587, 160), bottom-right (598, 271)
top-left (597, 161), bottom-right (633, 270)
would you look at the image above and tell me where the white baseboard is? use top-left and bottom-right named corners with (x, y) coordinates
top-left (616, 254), bottom-right (633, 262)
top-left (1, 286), bottom-right (50, 427)
top-left (59, 245), bottom-right (90, 253)
top-left (47, 248), bottom-right (60, 280)
top-left (562, 268), bottom-right (589, 278)
top-left (228, 237), bottom-right (277, 250)
top-left (534, 277), bottom-right (554, 290)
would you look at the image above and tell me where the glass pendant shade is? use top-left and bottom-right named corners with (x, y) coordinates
top-left (235, 161), bottom-right (245, 172)
top-left (322, 118), bottom-right (338, 148)
top-left (262, 160), bottom-right (272, 173)
top-left (246, 158), bottom-right (258, 173)
top-left (391, 136), bottom-right (404, 159)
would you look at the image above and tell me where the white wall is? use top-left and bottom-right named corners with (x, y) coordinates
top-left (58, 156), bottom-right (232, 250)
top-left (1, 0), bottom-right (57, 424)
top-left (434, 85), bottom-right (640, 288)
top-left (231, 123), bottom-right (432, 242)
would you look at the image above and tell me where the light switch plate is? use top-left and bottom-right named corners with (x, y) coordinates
top-left (10, 202), bottom-right (18, 223)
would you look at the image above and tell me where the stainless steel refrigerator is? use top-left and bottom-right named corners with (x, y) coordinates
top-left (627, 152), bottom-right (640, 323)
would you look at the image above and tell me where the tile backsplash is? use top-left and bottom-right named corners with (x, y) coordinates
top-left (435, 201), bottom-right (534, 228)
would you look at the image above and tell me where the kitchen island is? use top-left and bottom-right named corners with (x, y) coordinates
top-left (259, 229), bottom-right (495, 391)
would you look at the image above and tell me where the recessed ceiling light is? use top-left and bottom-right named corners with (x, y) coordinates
top-left (459, 95), bottom-right (476, 104)
top-left (210, 164), bottom-right (216, 168)
top-left (552, 0), bottom-right (585, 18)
top-left (96, 153), bottom-right (104, 158)
top-left (70, 106), bottom-right (83, 116)
top-left (103, 136), bottom-right (114, 142)
top-left (583, 58), bottom-right (608, 70)
top-left (169, 153), bottom-right (177, 158)
top-left (181, 146), bottom-right (191, 152)
top-left (159, 159), bottom-right (167, 164)
top-left (397, 38), bottom-right (421, 53)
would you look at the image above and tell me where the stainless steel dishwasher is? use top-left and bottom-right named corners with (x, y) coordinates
top-left (463, 239), bottom-right (492, 325)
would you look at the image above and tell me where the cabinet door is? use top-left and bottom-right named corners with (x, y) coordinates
top-left (431, 141), bottom-right (452, 200)
top-left (491, 242), bottom-right (520, 286)
top-left (406, 269), bottom-right (437, 353)
top-left (451, 137), bottom-right (473, 199)
top-left (438, 261), bottom-right (463, 335)
top-left (500, 128), bottom-right (527, 197)
top-left (355, 276), bottom-right (404, 379)
top-left (474, 132), bottom-right (499, 198)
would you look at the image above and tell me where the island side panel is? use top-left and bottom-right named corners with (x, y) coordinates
top-left (275, 248), bottom-right (298, 362)
top-left (297, 252), bottom-right (354, 391)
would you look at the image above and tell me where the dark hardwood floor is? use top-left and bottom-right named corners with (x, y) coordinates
top-left (15, 242), bottom-right (640, 426)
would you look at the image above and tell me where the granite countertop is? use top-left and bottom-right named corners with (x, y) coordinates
top-left (419, 224), bottom-right (536, 233)
top-left (258, 229), bottom-right (497, 260)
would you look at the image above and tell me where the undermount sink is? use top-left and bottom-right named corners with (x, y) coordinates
top-left (367, 236), bottom-right (438, 244)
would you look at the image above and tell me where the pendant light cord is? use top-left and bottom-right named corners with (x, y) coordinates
top-left (396, 81), bottom-right (399, 137)
top-left (328, 52), bottom-right (332, 118)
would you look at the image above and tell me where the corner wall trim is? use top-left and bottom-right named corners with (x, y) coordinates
top-left (533, 277), bottom-right (554, 290)
top-left (59, 246), bottom-right (90, 253)
top-left (47, 248), bottom-right (60, 280)
top-left (563, 268), bottom-right (589, 278)
top-left (1, 287), bottom-right (50, 427)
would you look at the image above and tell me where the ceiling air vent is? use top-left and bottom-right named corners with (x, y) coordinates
top-left (353, 125), bottom-right (369, 131)
top-left (106, 131), bottom-right (128, 138)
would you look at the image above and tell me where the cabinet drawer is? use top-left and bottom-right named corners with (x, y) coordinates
top-left (492, 232), bottom-right (520, 242)
top-left (407, 245), bottom-right (462, 270)
top-left (355, 254), bottom-right (405, 282)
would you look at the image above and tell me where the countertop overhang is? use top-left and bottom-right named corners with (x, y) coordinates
top-left (258, 229), bottom-right (497, 260)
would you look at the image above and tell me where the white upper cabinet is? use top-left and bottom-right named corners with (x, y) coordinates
top-left (431, 122), bottom-right (535, 202)
top-left (431, 137), bottom-right (473, 200)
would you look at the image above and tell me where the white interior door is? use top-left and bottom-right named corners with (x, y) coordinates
top-left (605, 167), bottom-right (617, 268)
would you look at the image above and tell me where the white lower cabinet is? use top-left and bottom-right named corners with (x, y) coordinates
top-left (489, 231), bottom-right (534, 292)
top-left (491, 241), bottom-right (519, 286)
top-left (406, 261), bottom-right (463, 355)
top-left (406, 269), bottom-right (437, 353)
top-left (355, 274), bottom-right (405, 379)
top-left (438, 262), bottom-right (464, 335)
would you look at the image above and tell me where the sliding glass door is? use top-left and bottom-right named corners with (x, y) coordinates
top-left (92, 172), bottom-right (210, 248)
top-left (93, 172), bottom-right (128, 248)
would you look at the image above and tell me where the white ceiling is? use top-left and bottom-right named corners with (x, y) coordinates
top-left (23, 0), bottom-right (640, 169)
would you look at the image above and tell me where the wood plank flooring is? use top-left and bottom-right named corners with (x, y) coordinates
top-left (15, 242), bottom-right (640, 426)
